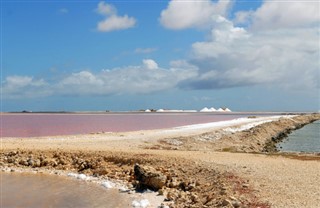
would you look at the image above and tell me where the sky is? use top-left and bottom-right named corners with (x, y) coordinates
top-left (1, 0), bottom-right (319, 112)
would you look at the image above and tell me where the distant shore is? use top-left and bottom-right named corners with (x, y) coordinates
top-left (1, 113), bottom-right (320, 207)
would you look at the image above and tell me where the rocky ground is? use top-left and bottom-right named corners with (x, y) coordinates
top-left (1, 113), bottom-right (320, 207)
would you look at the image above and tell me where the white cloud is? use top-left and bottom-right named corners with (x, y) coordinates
top-left (3, 76), bottom-right (50, 98)
top-left (160, 0), bottom-right (232, 29)
top-left (2, 60), bottom-right (198, 98)
top-left (238, 0), bottom-right (320, 30)
top-left (142, 59), bottom-right (158, 70)
top-left (96, 1), bottom-right (116, 16)
top-left (56, 60), bottom-right (197, 95)
top-left (179, 14), bottom-right (319, 92)
top-left (134, 48), bottom-right (157, 54)
top-left (233, 10), bottom-right (253, 25)
top-left (96, 1), bottom-right (136, 32)
top-left (97, 15), bottom-right (136, 32)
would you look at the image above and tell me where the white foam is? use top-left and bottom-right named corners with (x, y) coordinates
top-left (77, 174), bottom-right (87, 180)
top-left (132, 199), bottom-right (150, 208)
top-left (67, 173), bottom-right (91, 181)
top-left (101, 181), bottom-right (114, 189)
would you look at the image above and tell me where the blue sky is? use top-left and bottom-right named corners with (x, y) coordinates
top-left (1, 0), bottom-right (319, 112)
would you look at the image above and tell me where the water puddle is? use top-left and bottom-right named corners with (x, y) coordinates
top-left (1, 172), bottom-right (132, 208)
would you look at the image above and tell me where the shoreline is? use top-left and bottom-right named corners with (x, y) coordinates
top-left (1, 113), bottom-right (320, 207)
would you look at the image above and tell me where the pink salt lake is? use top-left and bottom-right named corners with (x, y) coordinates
top-left (0, 112), bottom-right (265, 137)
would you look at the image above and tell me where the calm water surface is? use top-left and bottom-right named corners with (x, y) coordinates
top-left (277, 120), bottom-right (320, 152)
top-left (0, 113), bottom-right (276, 137)
top-left (0, 172), bottom-right (131, 208)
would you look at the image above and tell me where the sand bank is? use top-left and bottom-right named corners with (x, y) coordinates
top-left (1, 113), bottom-right (320, 207)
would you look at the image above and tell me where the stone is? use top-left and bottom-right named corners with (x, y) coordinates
top-left (27, 159), bottom-right (34, 166)
top-left (228, 196), bottom-right (241, 208)
top-left (134, 164), bottom-right (166, 190)
top-left (33, 159), bottom-right (41, 167)
top-left (7, 158), bottom-right (14, 163)
top-left (222, 199), bottom-right (232, 206)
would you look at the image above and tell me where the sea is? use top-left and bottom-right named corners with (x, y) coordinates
top-left (277, 120), bottom-right (320, 153)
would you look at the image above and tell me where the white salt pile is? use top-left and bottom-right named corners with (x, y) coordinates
top-left (200, 107), bottom-right (210, 112)
top-left (200, 107), bottom-right (217, 112)
top-left (224, 108), bottom-right (232, 112)
top-left (200, 107), bottom-right (233, 112)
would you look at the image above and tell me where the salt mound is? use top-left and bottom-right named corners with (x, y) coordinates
top-left (217, 108), bottom-right (224, 112)
top-left (225, 108), bottom-right (232, 112)
top-left (145, 109), bottom-right (151, 112)
top-left (200, 107), bottom-right (218, 112)
top-left (200, 107), bottom-right (210, 112)
top-left (156, 109), bottom-right (164, 112)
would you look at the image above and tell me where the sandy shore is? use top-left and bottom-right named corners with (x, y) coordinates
top-left (1, 113), bottom-right (320, 207)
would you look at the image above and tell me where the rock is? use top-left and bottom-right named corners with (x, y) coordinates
top-left (7, 157), bottom-right (14, 163)
top-left (228, 196), bottom-right (241, 208)
top-left (134, 164), bottom-right (166, 190)
top-left (165, 189), bottom-right (179, 201)
top-left (222, 199), bottom-right (232, 206)
top-left (232, 200), bottom-right (241, 208)
top-left (34, 159), bottom-right (41, 167)
top-left (27, 159), bottom-right (34, 166)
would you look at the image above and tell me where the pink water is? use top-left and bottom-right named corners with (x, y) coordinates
top-left (0, 113), bottom-right (270, 137)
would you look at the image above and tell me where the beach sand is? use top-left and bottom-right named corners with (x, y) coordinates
top-left (1, 113), bottom-right (320, 207)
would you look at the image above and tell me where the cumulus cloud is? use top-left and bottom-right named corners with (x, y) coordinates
top-left (142, 59), bottom-right (158, 70)
top-left (56, 59), bottom-right (197, 95)
top-left (2, 60), bottom-right (198, 98)
top-left (3, 76), bottom-right (50, 98)
top-left (96, 1), bottom-right (136, 32)
top-left (236, 0), bottom-right (320, 30)
top-left (179, 14), bottom-right (319, 92)
top-left (96, 1), bottom-right (116, 16)
top-left (160, 0), bottom-right (232, 29)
